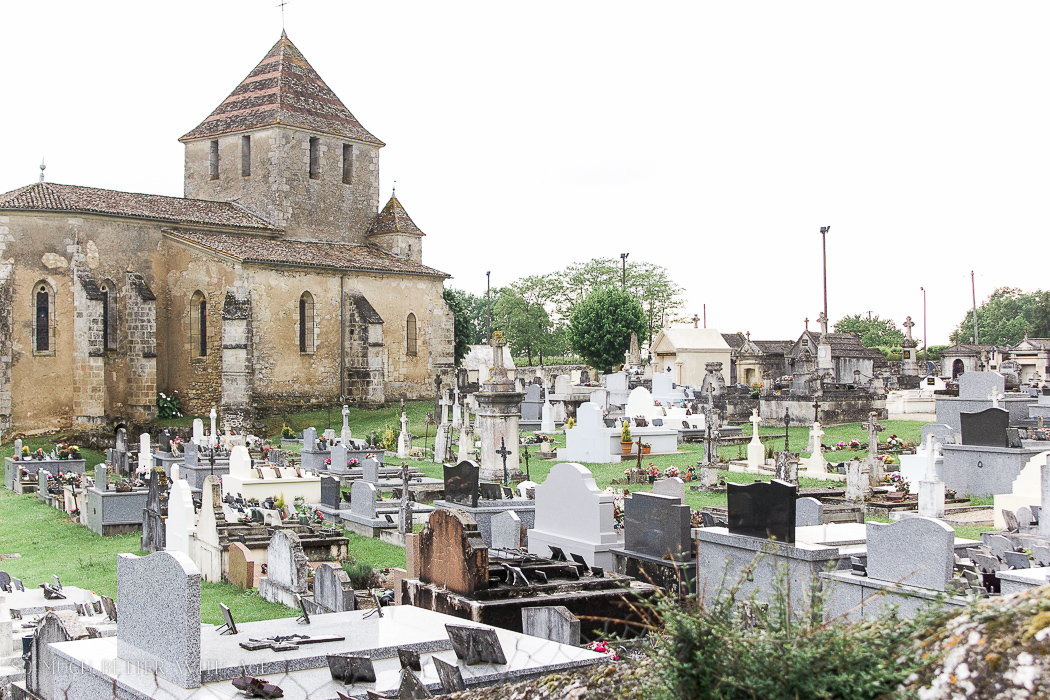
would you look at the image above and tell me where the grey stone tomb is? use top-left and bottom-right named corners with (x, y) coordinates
top-left (624, 492), bottom-right (692, 560)
top-left (795, 497), bottom-right (824, 527)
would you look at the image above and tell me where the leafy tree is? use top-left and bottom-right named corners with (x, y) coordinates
top-left (493, 288), bottom-right (557, 365)
top-left (833, 314), bottom-right (905, 348)
top-left (949, 287), bottom-right (1050, 346)
top-left (521, 258), bottom-right (685, 344)
top-left (567, 288), bottom-right (646, 373)
top-left (443, 287), bottom-right (503, 345)
top-left (442, 288), bottom-right (472, 367)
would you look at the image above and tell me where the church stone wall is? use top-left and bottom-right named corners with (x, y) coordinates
top-left (160, 243), bottom-right (236, 418)
top-left (184, 126), bottom-right (381, 244)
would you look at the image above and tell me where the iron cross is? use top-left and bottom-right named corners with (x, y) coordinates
top-left (496, 437), bottom-right (512, 485)
top-left (783, 409), bottom-right (791, 451)
top-left (521, 445), bottom-right (531, 481)
top-left (812, 399), bottom-right (821, 423)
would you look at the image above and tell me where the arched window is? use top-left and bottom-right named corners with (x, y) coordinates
top-left (34, 282), bottom-right (54, 354)
top-left (406, 313), bottom-right (417, 356)
top-left (101, 282), bottom-right (117, 351)
top-left (190, 291), bottom-right (207, 358)
top-left (299, 291), bottom-right (315, 353)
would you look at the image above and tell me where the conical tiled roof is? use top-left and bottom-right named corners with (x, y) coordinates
top-left (180, 32), bottom-right (383, 145)
top-left (366, 195), bottom-right (425, 237)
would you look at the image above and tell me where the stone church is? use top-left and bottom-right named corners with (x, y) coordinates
top-left (0, 33), bottom-right (454, 435)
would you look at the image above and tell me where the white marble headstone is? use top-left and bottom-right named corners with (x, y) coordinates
top-left (229, 446), bottom-right (252, 479)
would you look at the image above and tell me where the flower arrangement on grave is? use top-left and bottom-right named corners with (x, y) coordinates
top-left (58, 445), bottom-right (70, 460)
top-left (312, 508), bottom-right (324, 523)
top-left (749, 382), bottom-right (762, 398)
top-left (833, 441), bottom-right (846, 451)
top-left (665, 465), bottom-right (680, 478)
top-left (685, 465), bottom-right (697, 481)
top-left (323, 457), bottom-right (332, 467)
top-left (293, 496), bottom-right (307, 514)
top-left (886, 434), bottom-right (904, 451)
top-left (365, 453), bottom-right (376, 460)
top-left (879, 453), bottom-right (897, 466)
top-left (34, 448), bottom-right (45, 460)
top-left (848, 440), bottom-right (861, 450)
top-left (604, 487), bottom-right (627, 533)
top-left (586, 640), bottom-right (619, 660)
top-left (281, 424), bottom-right (296, 439)
top-left (21, 445), bottom-right (30, 459)
top-left (886, 472), bottom-right (910, 495)
top-left (19, 467), bottom-right (29, 479)
top-left (247, 497), bottom-right (261, 507)
top-left (566, 417), bottom-right (576, 429)
top-left (316, 437), bottom-right (328, 450)
top-left (348, 457), bottom-right (360, 469)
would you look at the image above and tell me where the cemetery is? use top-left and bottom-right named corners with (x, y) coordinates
top-left (4, 352), bottom-right (1050, 699)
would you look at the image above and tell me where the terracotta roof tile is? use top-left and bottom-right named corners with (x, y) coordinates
top-left (0, 182), bottom-right (276, 231)
top-left (165, 230), bottom-right (448, 278)
top-left (181, 32), bottom-right (383, 146)
top-left (366, 195), bottom-right (425, 237)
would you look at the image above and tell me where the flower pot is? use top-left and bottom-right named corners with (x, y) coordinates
top-left (648, 474), bottom-right (656, 484)
top-left (620, 442), bottom-right (633, 455)
top-left (642, 446), bottom-right (651, 455)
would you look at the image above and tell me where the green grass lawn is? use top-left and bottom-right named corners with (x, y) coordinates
top-left (0, 405), bottom-right (992, 625)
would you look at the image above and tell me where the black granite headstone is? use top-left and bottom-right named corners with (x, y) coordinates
top-left (623, 492), bottom-right (692, 561)
top-left (0, 571), bottom-right (9, 592)
top-left (960, 408), bottom-right (1009, 448)
top-left (320, 476), bottom-right (341, 510)
top-left (443, 460), bottom-right (480, 508)
top-left (479, 482), bottom-right (503, 501)
top-left (726, 479), bottom-right (797, 543)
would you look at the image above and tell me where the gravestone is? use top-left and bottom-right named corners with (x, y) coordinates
top-left (117, 551), bottom-right (201, 687)
top-left (351, 480), bottom-right (379, 519)
top-left (527, 462), bottom-right (623, 569)
top-left (138, 433), bottom-right (151, 475)
top-left (27, 610), bottom-right (89, 699)
top-left (228, 542), bottom-right (256, 590)
top-left (415, 509), bottom-right (489, 596)
top-left (165, 466), bottom-right (195, 557)
top-left (320, 475), bottom-right (341, 510)
top-left (795, 497), bottom-right (824, 526)
top-left (623, 492), bottom-right (692, 560)
top-left (522, 606), bottom-right (580, 646)
top-left (521, 384), bottom-right (543, 421)
top-left (653, 477), bottom-right (686, 501)
top-left (727, 479), bottom-right (797, 543)
top-left (960, 408), bottom-right (1010, 447)
top-left (866, 517), bottom-right (954, 591)
top-left (747, 410), bottom-right (765, 471)
top-left (444, 460), bottom-right (480, 508)
top-left (95, 462), bottom-right (109, 491)
top-left (362, 456), bottom-right (381, 484)
top-left (918, 439), bottom-right (945, 518)
top-left (192, 419), bottom-right (204, 445)
top-left (774, 452), bottom-right (798, 483)
top-left (491, 510), bottom-right (522, 550)
top-left (845, 460), bottom-right (865, 502)
top-left (260, 529), bottom-right (310, 606)
top-left (303, 427), bottom-right (318, 452)
top-left (959, 371), bottom-right (1006, 400)
top-left (313, 562), bottom-right (355, 613)
top-left (329, 443), bottom-right (349, 474)
top-left (540, 395), bottom-right (556, 433)
top-left (140, 470), bottom-right (166, 553)
top-left (921, 424), bottom-right (955, 447)
top-left (479, 482), bottom-right (503, 501)
top-left (341, 404), bottom-right (352, 445)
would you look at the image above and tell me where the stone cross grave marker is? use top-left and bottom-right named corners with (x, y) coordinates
top-left (863, 412), bottom-right (886, 485)
top-left (341, 405), bottom-right (351, 445)
top-left (747, 409), bottom-right (764, 471)
top-left (398, 462), bottom-right (414, 535)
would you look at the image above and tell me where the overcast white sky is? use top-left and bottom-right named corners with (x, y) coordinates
top-left (2, 2), bottom-right (1046, 346)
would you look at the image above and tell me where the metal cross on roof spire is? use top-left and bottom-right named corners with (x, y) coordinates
top-left (277, 0), bottom-right (289, 30)
top-left (39, 158), bottom-right (45, 183)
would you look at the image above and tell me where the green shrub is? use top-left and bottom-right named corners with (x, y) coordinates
top-left (156, 391), bottom-right (183, 419)
top-left (281, 424), bottom-right (295, 439)
top-left (645, 558), bottom-right (950, 700)
top-left (621, 421), bottom-right (632, 443)
top-left (342, 561), bottom-right (379, 590)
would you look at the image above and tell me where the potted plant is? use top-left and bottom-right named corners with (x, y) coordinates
top-left (620, 422), bottom-right (633, 455)
top-left (641, 442), bottom-right (652, 455)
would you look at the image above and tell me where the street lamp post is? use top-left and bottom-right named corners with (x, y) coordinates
top-left (620, 253), bottom-right (629, 288)
top-left (920, 287), bottom-right (927, 366)
top-left (486, 271), bottom-right (492, 343)
top-left (820, 226), bottom-right (830, 328)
